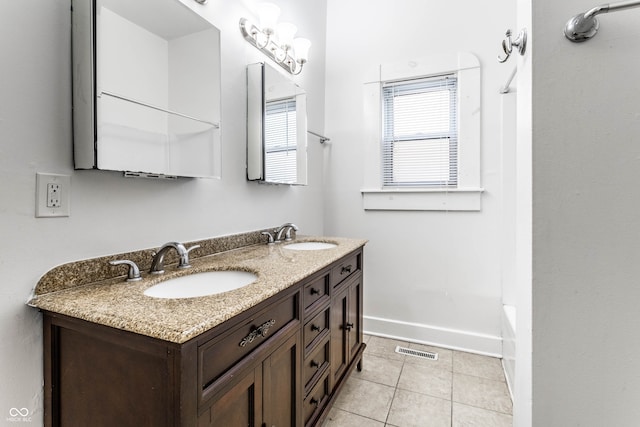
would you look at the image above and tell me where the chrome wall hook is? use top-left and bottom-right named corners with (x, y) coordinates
top-left (498, 29), bottom-right (527, 63)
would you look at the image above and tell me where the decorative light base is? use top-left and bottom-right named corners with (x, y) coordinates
top-left (239, 18), bottom-right (303, 75)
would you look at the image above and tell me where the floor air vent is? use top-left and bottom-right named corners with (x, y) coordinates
top-left (394, 346), bottom-right (438, 360)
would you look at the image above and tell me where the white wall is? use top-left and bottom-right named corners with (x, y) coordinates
top-left (0, 0), bottom-right (326, 423)
top-left (529, 0), bottom-right (640, 425)
top-left (514, 1), bottom-right (533, 425)
top-left (324, 0), bottom-right (515, 355)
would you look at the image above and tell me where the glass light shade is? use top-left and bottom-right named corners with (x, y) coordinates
top-left (277, 23), bottom-right (297, 50)
top-left (292, 38), bottom-right (311, 63)
top-left (256, 3), bottom-right (280, 34)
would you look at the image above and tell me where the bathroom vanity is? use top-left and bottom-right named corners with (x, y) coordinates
top-left (29, 231), bottom-right (365, 427)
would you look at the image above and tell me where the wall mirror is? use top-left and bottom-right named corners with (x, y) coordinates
top-left (247, 62), bottom-right (307, 185)
top-left (72, 0), bottom-right (222, 178)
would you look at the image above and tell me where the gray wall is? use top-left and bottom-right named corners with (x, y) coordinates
top-left (0, 0), bottom-right (327, 423)
top-left (531, 0), bottom-right (640, 425)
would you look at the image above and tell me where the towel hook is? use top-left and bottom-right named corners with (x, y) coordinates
top-left (498, 29), bottom-right (527, 63)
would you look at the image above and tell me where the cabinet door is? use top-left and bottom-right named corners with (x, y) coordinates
top-left (52, 321), bottom-right (173, 427)
top-left (346, 277), bottom-right (362, 364)
top-left (204, 365), bottom-right (263, 427)
top-left (330, 286), bottom-right (349, 385)
top-left (263, 332), bottom-right (302, 427)
top-left (330, 275), bottom-right (363, 387)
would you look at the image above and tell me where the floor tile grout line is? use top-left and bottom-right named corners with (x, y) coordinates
top-left (384, 375), bottom-right (400, 426)
top-left (450, 351), bottom-right (454, 426)
top-left (394, 384), bottom-right (453, 402)
top-left (383, 356), bottom-right (406, 426)
top-left (336, 407), bottom-right (392, 425)
top-left (451, 370), bottom-right (508, 383)
top-left (450, 400), bottom-right (514, 417)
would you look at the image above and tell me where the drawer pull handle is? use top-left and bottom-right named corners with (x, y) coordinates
top-left (310, 398), bottom-right (319, 408)
top-left (310, 360), bottom-right (319, 368)
top-left (341, 265), bottom-right (352, 274)
top-left (311, 324), bottom-right (321, 332)
top-left (239, 319), bottom-right (276, 347)
top-left (344, 322), bottom-right (354, 331)
top-left (310, 287), bottom-right (320, 295)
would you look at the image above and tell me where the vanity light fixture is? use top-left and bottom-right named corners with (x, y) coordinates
top-left (239, 3), bottom-right (311, 75)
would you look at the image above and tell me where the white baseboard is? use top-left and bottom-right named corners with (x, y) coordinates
top-left (364, 315), bottom-right (502, 357)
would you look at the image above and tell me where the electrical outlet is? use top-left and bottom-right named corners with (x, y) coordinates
top-left (47, 183), bottom-right (61, 208)
top-left (36, 173), bottom-right (71, 217)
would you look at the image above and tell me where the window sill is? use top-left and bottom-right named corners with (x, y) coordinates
top-left (361, 188), bottom-right (484, 211)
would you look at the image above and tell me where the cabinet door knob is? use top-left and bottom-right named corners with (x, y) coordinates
top-left (310, 287), bottom-right (320, 295)
top-left (344, 322), bottom-right (354, 331)
top-left (311, 324), bottom-right (321, 332)
top-left (341, 265), bottom-right (352, 274)
top-left (310, 360), bottom-right (319, 368)
top-left (310, 398), bottom-right (319, 407)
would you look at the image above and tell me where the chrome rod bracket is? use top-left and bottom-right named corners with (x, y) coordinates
top-left (565, 0), bottom-right (640, 42)
top-left (308, 130), bottom-right (331, 144)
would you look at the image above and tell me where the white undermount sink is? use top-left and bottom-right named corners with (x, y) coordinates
top-left (144, 270), bottom-right (257, 299)
top-left (284, 241), bottom-right (337, 251)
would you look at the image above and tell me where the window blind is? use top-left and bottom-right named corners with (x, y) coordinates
top-left (264, 99), bottom-right (297, 183)
top-left (382, 74), bottom-right (458, 187)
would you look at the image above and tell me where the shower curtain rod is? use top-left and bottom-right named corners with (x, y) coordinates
top-left (500, 67), bottom-right (517, 94)
top-left (565, 0), bottom-right (640, 42)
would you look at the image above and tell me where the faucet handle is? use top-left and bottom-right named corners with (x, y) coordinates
top-left (109, 260), bottom-right (142, 282)
top-left (284, 225), bottom-right (298, 241)
top-left (179, 245), bottom-right (201, 268)
top-left (261, 231), bottom-right (275, 245)
top-left (275, 223), bottom-right (299, 242)
top-left (186, 244), bottom-right (201, 254)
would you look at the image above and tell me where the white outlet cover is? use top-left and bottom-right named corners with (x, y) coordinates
top-left (36, 173), bottom-right (71, 217)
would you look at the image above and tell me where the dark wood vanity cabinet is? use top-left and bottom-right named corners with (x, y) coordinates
top-left (42, 248), bottom-right (364, 427)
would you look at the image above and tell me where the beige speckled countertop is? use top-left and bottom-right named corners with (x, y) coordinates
top-left (28, 235), bottom-right (366, 344)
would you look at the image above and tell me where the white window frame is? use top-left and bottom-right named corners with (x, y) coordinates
top-left (362, 53), bottom-right (483, 211)
top-left (382, 74), bottom-right (459, 188)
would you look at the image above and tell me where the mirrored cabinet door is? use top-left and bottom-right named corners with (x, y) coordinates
top-left (72, 0), bottom-right (222, 178)
top-left (247, 62), bottom-right (307, 185)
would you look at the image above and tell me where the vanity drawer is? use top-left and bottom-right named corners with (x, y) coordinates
top-left (304, 338), bottom-right (330, 392)
top-left (302, 273), bottom-right (330, 314)
top-left (199, 292), bottom-right (299, 392)
top-left (304, 372), bottom-right (330, 426)
top-left (330, 251), bottom-right (361, 288)
top-left (303, 307), bottom-right (330, 352)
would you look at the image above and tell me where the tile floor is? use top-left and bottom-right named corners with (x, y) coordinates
top-left (323, 335), bottom-right (512, 427)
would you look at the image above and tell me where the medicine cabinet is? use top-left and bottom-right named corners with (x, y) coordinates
top-left (247, 62), bottom-right (307, 185)
top-left (72, 0), bottom-right (222, 178)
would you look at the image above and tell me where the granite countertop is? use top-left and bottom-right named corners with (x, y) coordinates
top-left (28, 236), bottom-right (366, 344)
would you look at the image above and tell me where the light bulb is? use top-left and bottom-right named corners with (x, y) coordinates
top-left (277, 23), bottom-right (297, 50)
top-left (256, 3), bottom-right (280, 35)
top-left (292, 38), bottom-right (311, 63)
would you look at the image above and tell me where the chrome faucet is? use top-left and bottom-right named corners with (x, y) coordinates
top-left (149, 242), bottom-right (200, 274)
top-left (275, 223), bottom-right (299, 242)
